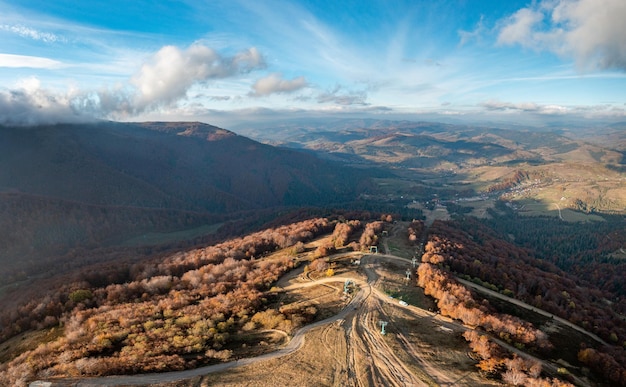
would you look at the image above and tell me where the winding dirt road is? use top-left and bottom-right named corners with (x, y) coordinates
top-left (38, 251), bottom-right (592, 387)
top-left (457, 277), bottom-right (608, 347)
top-left (47, 253), bottom-right (426, 386)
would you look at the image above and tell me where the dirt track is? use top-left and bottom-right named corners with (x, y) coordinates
top-left (457, 277), bottom-right (608, 346)
top-left (50, 252), bottom-right (502, 387)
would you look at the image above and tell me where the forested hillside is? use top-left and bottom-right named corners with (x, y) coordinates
top-left (0, 218), bottom-right (326, 381)
top-left (422, 215), bottom-right (626, 385)
top-left (0, 122), bottom-right (380, 286)
top-left (0, 215), bottom-right (386, 385)
top-left (0, 122), bottom-right (373, 211)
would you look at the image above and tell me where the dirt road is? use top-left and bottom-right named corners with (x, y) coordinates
top-left (39, 252), bottom-right (582, 387)
top-left (457, 277), bottom-right (608, 346)
top-left (48, 253), bottom-right (434, 386)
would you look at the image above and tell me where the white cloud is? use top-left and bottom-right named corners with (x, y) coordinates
top-left (0, 23), bottom-right (66, 43)
top-left (0, 77), bottom-right (91, 125)
top-left (481, 100), bottom-right (573, 115)
top-left (0, 44), bottom-right (268, 125)
top-left (496, 0), bottom-right (626, 71)
top-left (479, 99), bottom-right (626, 117)
top-left (232, 47), bottom-right (265, 71)
top-left (458, 15), bottom-right (487, 46)
top-left (482, 100), bottom-right (543, 112)
top-left (131, 44), bottom-right (265, 111)
top-left (249, 73), bottom-right (307, 97)
top-left (0, 53), bottom-right (62, 69)
top-left (496, 8), bottom-right (544, 47)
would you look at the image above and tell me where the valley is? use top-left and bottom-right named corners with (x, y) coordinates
top-left (0, 119), bottom-right (624, 387)
top-left (3, 1), bottom-right (626, 386)
top-left (238, 119), bottom-right (626, 217)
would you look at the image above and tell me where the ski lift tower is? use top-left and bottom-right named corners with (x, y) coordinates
top-left (405, 268), bottom-right (412, 281)
top-left (344, 280), bottom-right (354, 295)
top-left (379, 320), bottom-right (388, 335)
top-left (411, 256), bottom-right (418, 268)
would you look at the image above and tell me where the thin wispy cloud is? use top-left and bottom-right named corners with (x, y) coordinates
top-left (208, 95), bottom-right (232, 101)
top-left (481, 99), bottom-right (626, 118)
top-left (316, 86), bottom-right (369, 106)
top-left (458, 16), bottom-right (486, 47)
top-left (0, 53), bottom-right (63, 69)
top-left (0, 23), bottom-right (66, 43)
top-left (481, 100), bottom-right (564, 114)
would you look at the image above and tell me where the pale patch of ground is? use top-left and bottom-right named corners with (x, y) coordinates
top-left (197, 322), bottom-right (351, 387)
top-left (464, 199), bottom-right (496, 219)
top-left (515, 199), bottom-right (606, 222)
top-left (610, 248), bottom-right (626, 260)
top-left (408, 202), bottom-right (451, 226)
top-left (423, 206), bottom-right (450, 226)
top-left (468, 165), bottom-right (515, 183)
top-left (0, 327), bottom-right (63, 364)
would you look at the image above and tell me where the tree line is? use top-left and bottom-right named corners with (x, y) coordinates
top-left (0, 218), bottom-right (337, 384)
top-left (417, 227), bottom-right (577, 386)
top-left (423, 217), bottom-right (626, 386)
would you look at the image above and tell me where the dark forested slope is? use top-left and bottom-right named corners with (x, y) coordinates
top-left (0, 122), bottom-right (373, 211)
top-left (0, 121), bottom-right (378, 284)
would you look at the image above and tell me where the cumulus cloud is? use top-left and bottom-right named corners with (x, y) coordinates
top-left (132, 45), bottom-right (265, 111)
top-left (316, 86), bottom-right (368, 106)
top-left (249, 73), bottom-right (307, 97)
top-left (0, 44), bottom-right (267, 125)
top-left (497, 8), bottom-right (544, 47)
top-left (0, 24), bottom-right (66, 43)
top-left (496, 0), bottom-right (626, 71)
top-left (0, 77), bottom-right (92, 126)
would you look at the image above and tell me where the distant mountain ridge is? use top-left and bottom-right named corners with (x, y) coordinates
top-left (237, 119), bottom-right (624, 168)
top-left (0, 121), bottom-right (373, 212)
top-left (233, 119), bottom-right (625, 215)
top-left (0, 121), bottom-right (378, 282)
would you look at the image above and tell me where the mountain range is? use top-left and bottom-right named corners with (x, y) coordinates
top-left (0, 121), bottom-right (379, 284)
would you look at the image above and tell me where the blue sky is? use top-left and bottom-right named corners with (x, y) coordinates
top-left (1, 0), bottom-right (625, 127)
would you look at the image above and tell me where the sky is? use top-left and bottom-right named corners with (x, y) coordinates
top-left (1, 0), bottom-right (625, 128)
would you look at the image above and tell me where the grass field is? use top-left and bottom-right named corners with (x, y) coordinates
top-left (0, 327), bottom-right (64, 364)
top-left (515, 199), bottom-right (605, 222)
